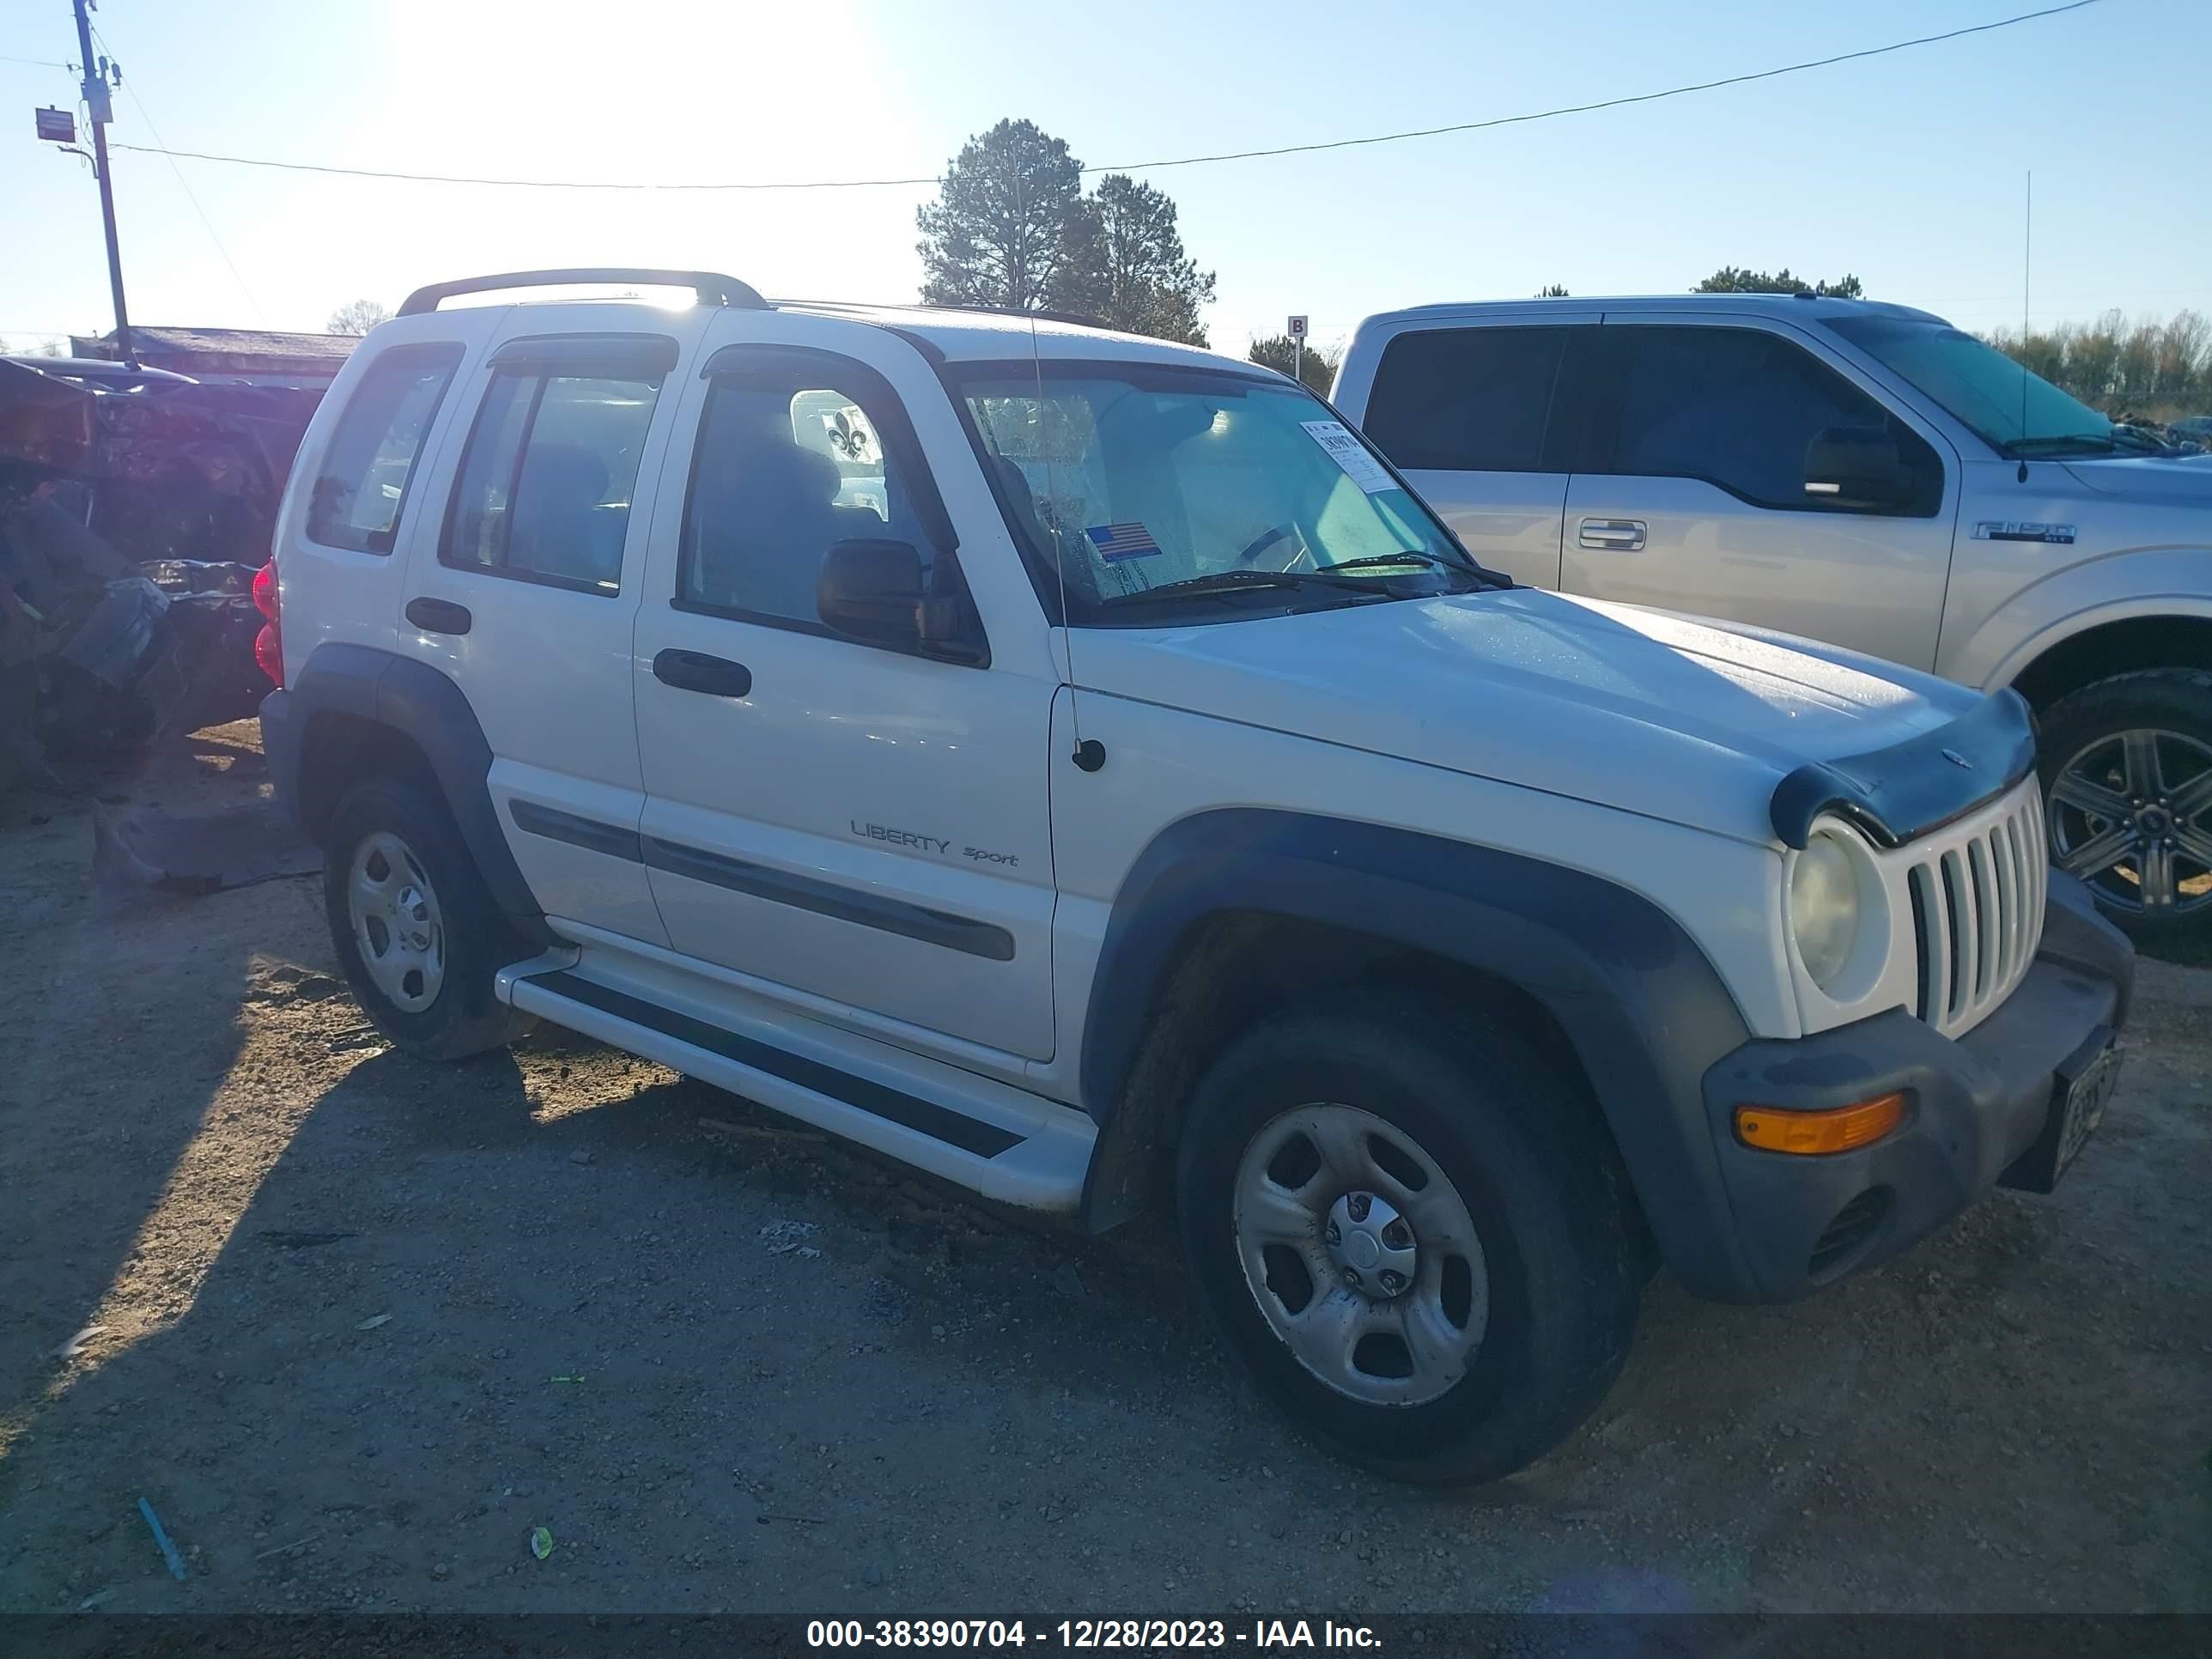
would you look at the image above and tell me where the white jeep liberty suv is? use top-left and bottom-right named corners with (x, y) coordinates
top-left (258, 270), bottom-right (2134, 1485)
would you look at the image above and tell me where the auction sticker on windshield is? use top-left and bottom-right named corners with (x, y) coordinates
top-left (1302, 421), bottom-right (1396, 494)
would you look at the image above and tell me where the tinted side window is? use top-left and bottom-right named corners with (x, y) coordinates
top-left (441, 369), bottom-right (662, 592)
top-left (1362, 326), bottom-right (1567, 472)
top-left (1597, 326), bottom-right (1941, 514)
top-left (679, 367), bottom-right (921, 629)
top-left (305, 343), bottom-right (461, 553)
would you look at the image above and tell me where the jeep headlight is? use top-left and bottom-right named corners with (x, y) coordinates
top-left (1788, 830), bottom-right (1863, 991)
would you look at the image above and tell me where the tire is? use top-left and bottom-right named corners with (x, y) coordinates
top-left (2036, 668), bottom-right (2212, 958)
top-left (322, 774), bottom-right (536, 1060)
top-left (1175, 989), bottom-right (1642, 1486)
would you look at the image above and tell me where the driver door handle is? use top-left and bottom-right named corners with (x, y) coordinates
top-left (1578, 518), bottom-right (1647, 550)
top-left (653, 648), bottom-right (753, 699)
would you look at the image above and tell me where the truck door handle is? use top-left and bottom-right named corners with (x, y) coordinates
top-left (1577, 519), bottom-right (1647, 550)
top-left (653, 648), bottom-right (752, 699)
top-left (404, 596), bottom-right (473, 635)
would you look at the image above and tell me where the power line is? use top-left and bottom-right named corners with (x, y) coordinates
top-left (107, 0), bottom-right (2111, 194)
top-left (91, 23), bottom-right (268, 324)
top-left (1, 54), bottom-right (71, 69)
top-left (1093, 0), bottom-right (2112, 174)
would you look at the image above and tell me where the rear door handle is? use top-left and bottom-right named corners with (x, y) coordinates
top-left (404, 596), bottom-right (472, 635)
top-left (653, 648), bottom-right (752, 699)
top-left (1577, 518), bottom-right (1647, 550)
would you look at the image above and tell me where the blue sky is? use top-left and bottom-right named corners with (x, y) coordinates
top-left (3, 0), bottom-right (2206, 360)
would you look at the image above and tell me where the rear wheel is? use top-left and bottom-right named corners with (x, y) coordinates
top-left (2039, 669), bottom-right (2212, 955)
top-left (1176, 991), bottom-right (1642, 1486)
top-left (323, 775), bottom-right (534, 1059)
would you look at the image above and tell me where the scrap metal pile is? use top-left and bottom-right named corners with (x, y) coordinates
top-left (0, 356), bottom-right (319, 793)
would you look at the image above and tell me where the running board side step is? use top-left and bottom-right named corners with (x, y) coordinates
top-left (499, 962), bottom-right (1092, 1212)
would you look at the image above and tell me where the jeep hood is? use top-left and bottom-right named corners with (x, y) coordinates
top-left (1073, 587), bottom-right (1986, 844)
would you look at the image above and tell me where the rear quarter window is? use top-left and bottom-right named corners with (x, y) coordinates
top-left (1361, 326), bottom-right (1569, 473)
top-left (305, 343), bottom-right (464, 554)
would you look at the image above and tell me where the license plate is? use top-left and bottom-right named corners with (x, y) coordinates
top-left (2002, 1029), bottom-right (2120, 1194)
top-left (2054, 1039), bottom-right (2122, 1177)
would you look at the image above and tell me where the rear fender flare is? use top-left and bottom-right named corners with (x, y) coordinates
top-left (282, 642), bottom-right (552, 944)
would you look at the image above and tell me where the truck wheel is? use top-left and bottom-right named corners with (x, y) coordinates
top-left (1176, 990), bottom-right (1642, 1486)
top-left (2039, 669), bottom-right (2212, 955)
top-left (322, 775), bottom-right (536, 1060)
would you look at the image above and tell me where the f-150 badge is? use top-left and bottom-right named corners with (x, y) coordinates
top-left (1972, 521), bottom-right (2076, 544)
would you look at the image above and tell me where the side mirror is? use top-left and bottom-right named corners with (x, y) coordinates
top-left (818, 538), bottom-right (925, 648)
top-left (1804, 425), bottom-right (1916, 513)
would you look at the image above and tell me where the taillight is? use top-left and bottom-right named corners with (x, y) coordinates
top-left (252, 559), bottom-right (283, 687)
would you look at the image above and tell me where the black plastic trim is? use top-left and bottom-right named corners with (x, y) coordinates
top-left (1770, 688), bottom-right (2037, 849)
top-left (507, 799), bottom-right (642, 863)
top-left (1698, 871), bottom-right (2130, 1302)
top-left (641, 836), bottom-right (1015, 962)
top-left (1075, 809), bottom-right (1754, 1292)
top-left (398, 268), bottom-right (768, 315)
top-left (668, 595), bottom-right (840, 641)
top-left (489, 332), bottom-right (679, 377)
top-left (270, 645), bottom-right (556, 947)
top-left (536, 971), bottom-right (1020, 1158)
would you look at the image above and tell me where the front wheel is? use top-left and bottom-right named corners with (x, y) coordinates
top-left (1175, 992), bottom-right (1643, 1486)
top-left (2039, 669), bottom-right (2212, 955)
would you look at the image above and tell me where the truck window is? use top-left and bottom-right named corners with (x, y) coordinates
top-left (1595, 326), bottom-right (1941, 515)
top-left (1361, 326), bottom-right (1569, 473)
top-left (305, 343), bottom-right (463, 554)
top-left (441, 369), bottom-right (663, 594)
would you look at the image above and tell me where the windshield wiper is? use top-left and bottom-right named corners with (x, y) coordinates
top-left (1104, 568), bottom-right (1389, 606)
top-left (1323, 549), bottom-right (1510, 590)
top-left (1322, 550), bottom-right (1448, 574)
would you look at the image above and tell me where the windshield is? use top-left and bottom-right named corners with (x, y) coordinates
top-left (955, 363), bottom-right (1486, 625)
top-left (1826, 314), bottom-right (2112, 454)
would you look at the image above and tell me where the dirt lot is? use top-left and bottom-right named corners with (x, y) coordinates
top-left (1, 723), bottom-right (2207, 1618)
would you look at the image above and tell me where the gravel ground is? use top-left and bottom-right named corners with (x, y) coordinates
top-left (1, 723), bottom-right (2207, 1617)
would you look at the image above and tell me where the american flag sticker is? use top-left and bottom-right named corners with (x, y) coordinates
top-left (1085, 522), bottom-right (1164, 562)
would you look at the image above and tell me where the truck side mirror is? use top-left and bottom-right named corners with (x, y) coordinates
top-left (818, 538), bottom-right (925, 648)
top-left (817, 538), bottom-right (987, 665)
top-left (1804, 426), bottom-right (1916, 513)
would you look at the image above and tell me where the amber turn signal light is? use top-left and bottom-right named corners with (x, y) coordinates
top-left (1735, 1091), bottom-right (1906, 1155)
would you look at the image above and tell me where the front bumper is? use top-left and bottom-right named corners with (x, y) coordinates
top-left (1689, 871), bottom-right (2133, 1304)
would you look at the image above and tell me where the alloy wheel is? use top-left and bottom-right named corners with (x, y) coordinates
top-left (2048, 727), bottom-right (2212, 915)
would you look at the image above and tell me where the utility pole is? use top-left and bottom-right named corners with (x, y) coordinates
top-left (70, 0), bottom-right (136, 368)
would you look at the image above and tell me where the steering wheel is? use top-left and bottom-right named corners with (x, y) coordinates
top-left (1232, 522), bottom-right (1312, 572)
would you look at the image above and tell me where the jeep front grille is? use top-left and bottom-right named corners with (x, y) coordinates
top-left (1906, 780), bottom-right (2046, 1038)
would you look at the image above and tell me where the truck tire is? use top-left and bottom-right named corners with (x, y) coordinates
top-left (1175, 989), bottom-right (1642, 1486)
top-left (2038, 668), bottom-right (2212, 957)
top-left (322, 775), bottom-right (537, 1060)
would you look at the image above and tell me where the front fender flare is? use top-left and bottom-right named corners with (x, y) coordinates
top-left (1075, 810), bottom-right (1759, 1297)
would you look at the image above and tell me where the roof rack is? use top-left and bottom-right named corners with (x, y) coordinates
top-left (396, 268), bottom-right (770, 317)
top-left (918, 301), bottom-right (1110, 331)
